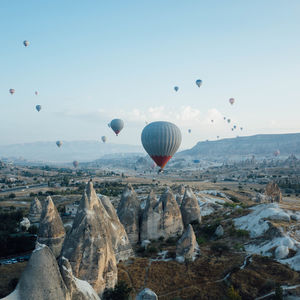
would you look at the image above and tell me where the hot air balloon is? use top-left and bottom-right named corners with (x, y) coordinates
top-left (110, 119), bottom-right (124, 136)
top-left (195, 79), bottom-right (202, 87)
top-left (35, 91), bottom-right (38, 96)
top-left (101, 136), bottom-right (107, 143)
top-left (240, 127), bottom-right (243, 131)
top-left (231, 128), bottom-right (234, 131)
top-left (229, 98), bottom-right (235, 105)
top-left (217, 136), bottom-right (220, 139)
top-left (23, 40), bottom-right (29, 47)
top-left (274, 150), bottom-right (280, 157)
top-left (107, 123), bottom-right (111, 128)
top-left (233, 125), bottom-right (237, 129)
top-left (188, 129), bottom-right (191, 134)
top-left (56, 141), bottom-right (62, 148)
top-left (141, 121), bottom-right (182, 172)
top-left (224, 117), bottom-right (226, 120)
top-left (73, 160), bottom-right (79, 168)
top-left (35, 105), bottom-right (42, 112)
top-left (227, 119), bottom-right (231, 124)
top-left (9, 89), bottom-right (15, 95)
top-left (211, 120), bottom-right (214, 123)
top-left (174, 86), bottom-right (179, 92)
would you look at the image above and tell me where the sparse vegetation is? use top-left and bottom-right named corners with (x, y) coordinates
top-left (227, 285), bottom-right (242, 300)
top-left (103, 281), bottom-right (132, 300)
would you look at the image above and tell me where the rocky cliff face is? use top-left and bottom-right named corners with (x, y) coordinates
top-left (117, 184), bottom-right (141, 244)
top-left (99, 195), bottom-right (134, 262)
top-left (5, 244), bottom-right (71, 300)
top-left (37, 196), bottom-right (66, 258)
top-left (28, 197), bottom-right (42, 223)
top-left (160, 188), bottom-right (184, 238)
top-left (140, 190), bottom-right (163, 241)
top-left (62, 180), bottom-right (117, 295)
top-left (265, 182), bottom-right (282, 203)
top-left (180, 187), bottom-right (201, 227)
top-left (175, 185), bottom-right (185, 206)
top-left (176, 224), bottom-right (198, 262)
top-left (59, 257), bottom-right (100, 300)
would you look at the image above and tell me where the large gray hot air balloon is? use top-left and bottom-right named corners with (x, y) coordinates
top-left (56, 141), bottom-right (62, 148)
top-left (23, 40), bottom-right (29, 47)
top-left (101, 136), bottom-right (107, 143)
top-left (35, 105), bottom-right (41, 112)
top-left (174, 86), bottom-right (179, 92)
top-left (141, 121), bottom-right (182, 171)
top-left (73, 160), bottom-right (79, 168)
top-left (195, 79), bottom-right (202, 87)
top-left (110, 119), bottom-right (124, 136)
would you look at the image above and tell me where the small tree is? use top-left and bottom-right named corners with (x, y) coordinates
top-left (103, 281), bottom-right (132, 300)
top-left (227, 285), bottom-right (242, 300)
top-left (274, 283), bottom-right (283, 300)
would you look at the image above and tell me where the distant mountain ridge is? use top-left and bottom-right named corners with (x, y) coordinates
top-left (178, 133), bottom-right (300, 160)
top-left (0, 141), bottom-right (143, 163)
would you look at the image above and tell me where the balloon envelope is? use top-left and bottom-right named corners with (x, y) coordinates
top-left (9, 89), bottom-right (15, 95)
top-left (110, 119), bottom-right (124, 136)
top-left (101, 136), bottom-right (107, 143)
top-left (35, 91), bottom-right (38, 96)
top-left (227, 119), bottom-right (231, 123)
top-left (195, 79), bottom-right (202, 87)
top-left (141, 121), bottom-right (182, 169)
top-left (229, 98), bottom-right (235, 105)
top-left (174, 86), bottom-right (179, 92)
top-left (35, 105), bottom-right (42, 112)
top-left (56, 141), bottom-right (62, 148)
top-left (23, 40), bottom-right (29, 47)
top-left (188, 129), bottom-right (191, 133)
top-left (73, 160), bottom-right (79, 168)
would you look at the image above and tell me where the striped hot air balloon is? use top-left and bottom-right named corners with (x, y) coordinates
top-left (110, 119), bottom-right (124, 136)
top-left (141, 121), bottom-right (182, 171)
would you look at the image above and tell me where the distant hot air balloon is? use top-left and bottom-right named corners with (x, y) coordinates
top-left (174, 86), bottom-right (179, 92)
top-left (35, 91), bottom-right (38, 96)
top-left (233, 125), bottom-right (237, 129)
top-left (274, 150), bottom-right (280, 157)
top-left (211, 120), bottom-right (214, 123)
top-left (231, 128), bottom-right (234, 131)
top-left (240, 127), bottom-right (243, 131)
top-left (224, 117), bottom-right (226, 120)
top-left (110, 119), bottom-right (124, 136)
top-left (9, 89), bottom-right (15, 95)
top-left (229, 98), bottom-right (235, 105)
top-left (56, 141), bottom-right (62, 148)
top-left (217, 136), bottom-right (219, 139)
top-left (188, 129), bottom-right (191, 134)
top-left (23, 40), bottom-right (29, 47)
top-left (35, 105), bottom-right (42, 112)
top-left (141, 121), bottom-right (182, 171)
top-left (195, 79), bottom-right (202, 88)
top-left (101, 136), bottom-right (107, 143)
top-left (227, 119), bottom-right (231, 124)
top-left (73, 160), bottom-right (79, 168)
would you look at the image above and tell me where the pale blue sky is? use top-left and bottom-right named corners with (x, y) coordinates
top-left (0, 0), bottom-right (300, 149)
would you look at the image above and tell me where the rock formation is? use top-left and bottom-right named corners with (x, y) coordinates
top-left (176, 224), bottom-right (198, 262)
top-left (265, 182), bottom-right (282, 203)
top-left (99, 194), bottom-right (134, 262)
top-left (59, 257), bottom-right (100, 300)
top-left (175, 184), bottom-right (185, 206)
top-left (28, 197), bottom-right (42, 223)
top-left (160, 188), bottom-right (184, 238)
top-left (20, 217), bottom-right (30, 231)
top-left (140, 190), bottom-right (164, 241)
top-left (5, 244), bottom-right (70, 300)
top-left (215, 225), bottom-right (224, 237)
top-left (62, 180), bottom-right (117, 295)
top-left (117, 184), bottom-right (141, 244)
top-left (180, 187), bottom-right (201, 227)
top-left (37, 196), bottom-right (66, 258)
top-left (136, 288), bottom-right (158, 300)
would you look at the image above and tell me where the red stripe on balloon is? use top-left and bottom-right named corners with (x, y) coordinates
top-left (151, 155), bottom-right (172, 169)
